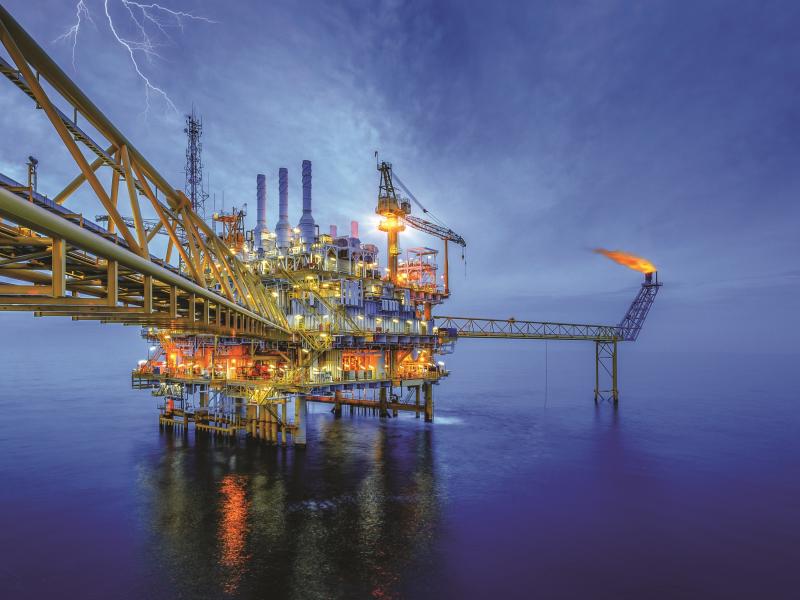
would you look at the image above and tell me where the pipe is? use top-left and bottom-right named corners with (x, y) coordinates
top-left (0, 186), bottom-right (277, 328)
top-left (275, 167), bottom-right (290, 250)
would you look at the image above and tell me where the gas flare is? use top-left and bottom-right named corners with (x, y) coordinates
top-left (594, 248), bottom-right (656, 273)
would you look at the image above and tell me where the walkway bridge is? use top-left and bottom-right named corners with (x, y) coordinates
top-left (435, 274), bottom-right (662, 403)
top-left (0, 6), bottom-right (288, 339)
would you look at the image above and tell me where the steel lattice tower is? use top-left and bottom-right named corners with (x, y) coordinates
top-left (184, 108), bottom-right (208, 219)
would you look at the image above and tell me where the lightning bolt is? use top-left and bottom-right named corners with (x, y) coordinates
top-left (53, 0), bottom-right (95, 70)
top-left (122, 2), bottom-right (217, 32)
top-left (104, 0), bottom-right (180, 117)
top-left (56, 1), bottom-right (216, 118)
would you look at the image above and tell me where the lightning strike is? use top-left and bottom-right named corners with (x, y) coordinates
top-left (104, 0), bottom-right (178, 118)
top-left (53, 0), bottom-right (94, 70)
top-left (57, 1), bottom-right (215, 119)
top-left (122, 2), bottom-right (217, 31)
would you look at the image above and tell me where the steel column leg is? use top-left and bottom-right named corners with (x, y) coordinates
top-left (294, 396), bottom-right (307, 446)
top-left (594, 340), bottom-right (619, 404)
top-left (51, 238), bottom-right (65, 298)
top-left (424, 382), bottom-right (433, 422)
top-left (379, 387), bottom-right (388, 418)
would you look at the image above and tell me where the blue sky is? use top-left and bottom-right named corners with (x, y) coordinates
top-left (1, 0), bottom-right (798, 355)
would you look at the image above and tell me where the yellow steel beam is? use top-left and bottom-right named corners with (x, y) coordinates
top-left (53, 145), bottom-right (116, 205)
top-left (130, 161), bottom-right (203, 284)
top-left (119, 145), bottom-right (149, 257)
top-left (0, 185), bottom-right (272, 331)
top-left (0, 18), bottom-right (141, 253)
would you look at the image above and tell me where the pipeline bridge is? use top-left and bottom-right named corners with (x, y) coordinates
top-left (0, 6), bottom-right (660, 445)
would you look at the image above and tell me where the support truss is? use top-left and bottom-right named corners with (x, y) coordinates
top-left (434, 316), bottom-right (621, 341)
top-left (594, 340), bottom-right (618, 404)
top-left (0, 6), bottom-right (288, 339)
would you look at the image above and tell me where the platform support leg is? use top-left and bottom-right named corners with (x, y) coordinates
top-left (424, 382), bottom-right (433, 423)
top-left (281, 402), bottom-right (288, 446)
top-left (379, 387), bottom-right (388, 418)
top-left (294, 396), bottom-right (307, 446)
top-left (594, 340), bottom-right (619, 405)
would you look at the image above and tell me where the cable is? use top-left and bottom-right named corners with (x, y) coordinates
top-left (544, 340), bottom-right (548, 408)
top-left (392, 171), bottom-right (449, 228)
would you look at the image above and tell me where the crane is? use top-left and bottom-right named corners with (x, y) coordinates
top-left (375, 159), bottom-right (465, 294)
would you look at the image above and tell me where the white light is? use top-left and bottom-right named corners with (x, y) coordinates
top-left (437, 361), bottom-right (445, 367)
top-left (149, 346), bottom-right (157, 352)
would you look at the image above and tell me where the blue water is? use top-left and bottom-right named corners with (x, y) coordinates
top-left (1, 333), bottom-right (798, 599)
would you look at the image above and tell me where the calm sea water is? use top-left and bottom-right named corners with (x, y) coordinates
top-left (0, 335), bottom-right (798, 599)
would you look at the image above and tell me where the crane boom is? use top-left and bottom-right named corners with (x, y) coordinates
top-left (403, 214), bottom-right (466, 247)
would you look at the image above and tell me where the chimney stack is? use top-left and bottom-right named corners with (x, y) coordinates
top-left (275, 167), bottom-right (290, 250)
top-left (330, 225), bottom-right (338, 238)
top-left (350, 220), bottom-right (359, 239)
top-left (297, 160), bottom-right (316, 247)
top-left (254, 174), bottom-right (267, 248)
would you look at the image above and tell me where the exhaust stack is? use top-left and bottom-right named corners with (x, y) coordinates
top-left (350, 220), bottom-right (359, 239)
top-left (254, 174), bottom-right (267, 249)
top-left (275, 167), bottom-right (290, 251)
top-left (330, 225), bottom-right (338, 238)
top-left (297, 159), bottom-right (315, 247)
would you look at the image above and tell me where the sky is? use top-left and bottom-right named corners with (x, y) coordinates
top-left (0, 0), bottom-right (798, 356)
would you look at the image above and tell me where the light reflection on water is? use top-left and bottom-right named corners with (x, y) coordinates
top-left (1, 347), bottom-right (799, 599)
top-left (138, 419), bottom-right (440, 599)
top-left (219, 474), bottom-right (250, 595)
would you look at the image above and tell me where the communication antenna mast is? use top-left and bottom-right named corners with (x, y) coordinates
top-left (184, 107), bottom-right (208, 219)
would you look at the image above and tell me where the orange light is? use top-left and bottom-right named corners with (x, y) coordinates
top-left (594, 248), bottom-right (656, 274)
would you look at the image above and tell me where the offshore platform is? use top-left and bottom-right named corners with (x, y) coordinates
top-left (0, 7), bottom-right (660, 446)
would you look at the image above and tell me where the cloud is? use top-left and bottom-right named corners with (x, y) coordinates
top-left (0, 0), bottom-right (798, 354)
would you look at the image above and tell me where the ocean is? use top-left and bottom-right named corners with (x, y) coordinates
top-left (1, 331), bottom-right (798, 599)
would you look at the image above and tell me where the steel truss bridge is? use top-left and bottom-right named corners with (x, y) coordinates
top-left (0, 6), bottom-right (288, 339)
top-left (434, 290), bottom-right (662, 403)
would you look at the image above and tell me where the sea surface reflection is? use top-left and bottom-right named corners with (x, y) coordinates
top-left (139, 420), bottom-right (439, 599)
top-left (1, 344), bottom-right (799, 599)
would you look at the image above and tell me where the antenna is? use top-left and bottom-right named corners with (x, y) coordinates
top-left (184, 106), bottom-right (209, 219)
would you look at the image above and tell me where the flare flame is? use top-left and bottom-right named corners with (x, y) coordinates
top-left (594, 248), bottom-right (656, 273)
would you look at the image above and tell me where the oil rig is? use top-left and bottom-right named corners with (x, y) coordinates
top-left (0, 7), bottom-right (661, 446)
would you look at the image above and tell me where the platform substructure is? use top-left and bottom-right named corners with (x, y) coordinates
top-left (594, 340), bottom-right (619, 404)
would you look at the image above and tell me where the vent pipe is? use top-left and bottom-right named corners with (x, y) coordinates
top-left (254, 173), bottom-right (267, 248)
top-left (298, 159), bottom-right (315, 247)
top-left (275, 167), bottom-right (290, 250)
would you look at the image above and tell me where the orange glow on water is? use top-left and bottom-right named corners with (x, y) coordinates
top-left (219, 474), bottom-right (250, 595)
top-left (594, 248), bottom-right (656, 273)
